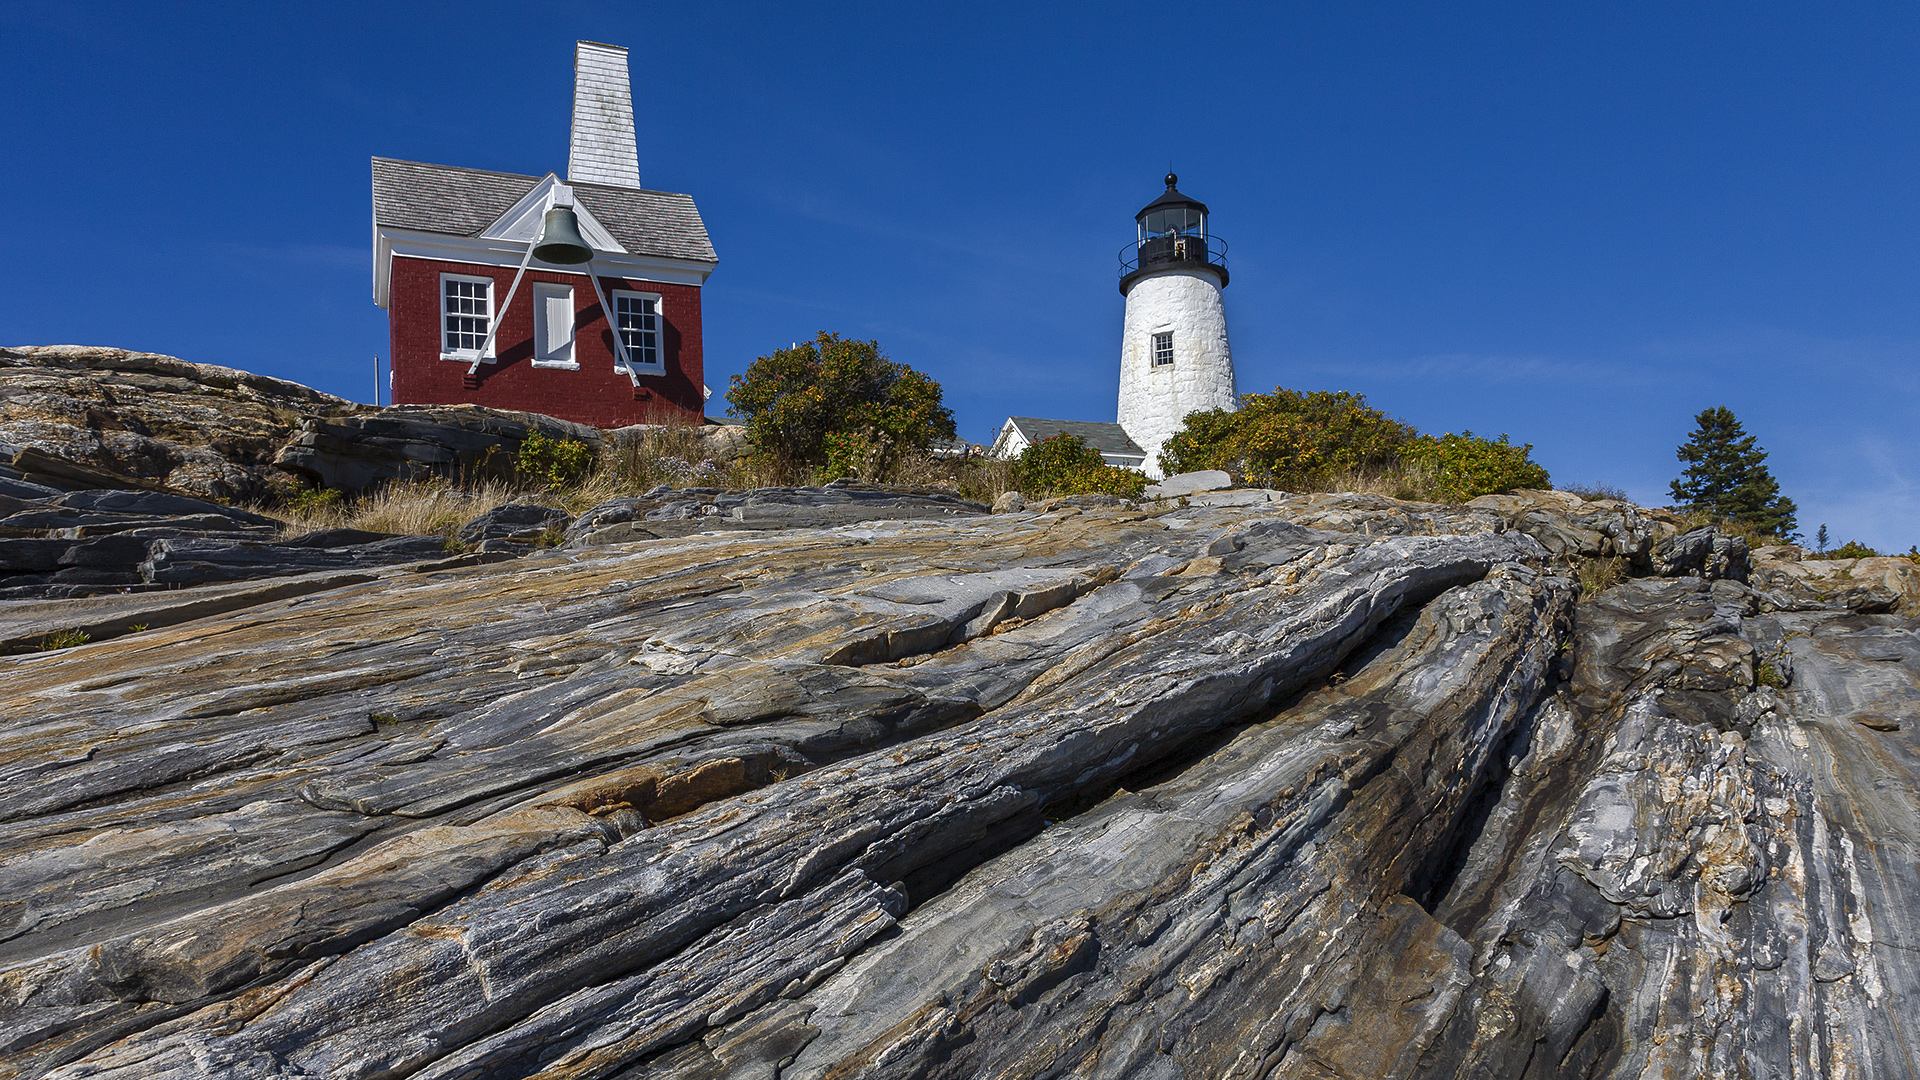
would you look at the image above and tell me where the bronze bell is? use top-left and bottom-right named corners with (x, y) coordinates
top-left (532, 206), bottom-right (594, 265)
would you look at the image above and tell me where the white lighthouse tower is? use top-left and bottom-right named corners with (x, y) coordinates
top-left (1116, 173), bottom-right (1236, 478)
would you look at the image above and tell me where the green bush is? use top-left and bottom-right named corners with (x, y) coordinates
top-left (1811, 540), bottom-right (1880, 561)
top-left (1158, 388), bottom-right (1550, 502)
top-left (288, 487), bottom-right (344, 513)
top-left (1160, 389), bottom-right (1415, 488)
top-left (517, 431), bottom-right (594, 489)
top-left (725, 333), bottom-right (955, 481)
top-left (1403, 431), bottom-right (1552, 502)
top-left (1014, 434), bottom-right (1147, 499)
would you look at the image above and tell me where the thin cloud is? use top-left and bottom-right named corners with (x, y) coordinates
top-left (1290, 351), bottom-right (1634, 386)
top-left (1643, 327), bottom-right (1920, 391)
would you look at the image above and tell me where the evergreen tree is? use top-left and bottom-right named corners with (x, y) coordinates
top-left (1669, 406), bottom-right (1798, 539)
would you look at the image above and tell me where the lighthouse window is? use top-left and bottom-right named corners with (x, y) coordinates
top-left (440, 275), bottom-right (493, 360)
top-left (613, 290), bottom-right (663, 372)
top-left (1152, 332), bottom-right (1175, 367)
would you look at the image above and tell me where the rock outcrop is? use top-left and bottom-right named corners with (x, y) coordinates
top-left (1751, 543), bottom-right (1920, 616)
top-left (274, 408), bottom-right (608, 493)
top-left (0, 348), bottom-right (748, 502)
top-left (1, 484), bottom-right (1916, 1079)
top-left (0, 346), bottom-right (352, 502)
top-left (564, 481), bottom-right (988, 545)
top-left (0, 487), bottom-right (454, 604)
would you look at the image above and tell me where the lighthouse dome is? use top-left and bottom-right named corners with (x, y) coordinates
top-left (1136, 173), bottom-right (1210, 233)
top-left (1121, 173), bottom-right (1228, 293)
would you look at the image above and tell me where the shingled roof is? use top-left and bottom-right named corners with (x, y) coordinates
top-left (371, 157), bottom-right (716, 264)
top-left (1002, 417), bottom-right (1146, 466)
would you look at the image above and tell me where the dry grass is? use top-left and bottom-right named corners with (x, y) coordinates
top-left (254, 425), bottom-right (1033, 543)
top-left (255, 477), bottom-right (532, 541)
top-left (597, 425), bottom-right (752, 491)
top-left (881, 453), bottom-right (1017, 502)
top-left (1575, 556), bottom-right (1628, 598)
top-left (1286, 460), bottom-right (1443, 502)
top-left (258, 426), bottom-right (1024, 541)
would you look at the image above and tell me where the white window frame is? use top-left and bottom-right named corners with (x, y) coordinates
top-left (612, 289), bottom-right (665, 376)
top-left (1151, 330), bottom-right (1175, 367)
top-left (440, 273), bottom-right (496, 362)
top-left (531, 283), bottom-right (579, 369)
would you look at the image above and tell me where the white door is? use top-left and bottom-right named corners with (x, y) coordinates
top-left (533, 284), bottom-right (575, 365)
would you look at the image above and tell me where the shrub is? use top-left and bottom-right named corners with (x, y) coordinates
top-left (1014, 434), bottom-right (1147, 499)
top-left (725, 333), bottom-right (955, 481)
top-left (517, 431), bottom-right (594, 489)
top-left (1402, 431), bottom-right (1552, 502)
top-left (1158, 389), bottom-right (1548, 502)
top-left (288, 487), bottom-right (344, 514)
top-left (1811, 540), bottom-right (1880, 561)
top-left (1159, 389), bottom-right (1415, 489)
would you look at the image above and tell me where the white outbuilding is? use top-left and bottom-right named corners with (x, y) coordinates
top-left (988, 417), bottom-right (1147, 470)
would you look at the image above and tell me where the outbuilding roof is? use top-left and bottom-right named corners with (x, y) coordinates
top-left (372, 157), bottom-right (716, 264)
top-left (1003, 417), bottom-right (1146, 464)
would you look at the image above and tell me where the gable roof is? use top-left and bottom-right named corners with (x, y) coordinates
top-left (1004, 417), bottom-right (1146, 461)
top-left (372, 157), bottom-right (716, 264)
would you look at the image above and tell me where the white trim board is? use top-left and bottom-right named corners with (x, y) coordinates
top-left (375, 228), bottom-right (714, 307)
top-left (480, 173), bottom-right (626, 253)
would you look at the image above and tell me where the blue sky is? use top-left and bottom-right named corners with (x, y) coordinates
top-left (4, 2), bottom-right (1916, 549)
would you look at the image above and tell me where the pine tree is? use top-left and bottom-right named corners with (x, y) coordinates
top-left (1669, 406), bottom-right (1799, 539)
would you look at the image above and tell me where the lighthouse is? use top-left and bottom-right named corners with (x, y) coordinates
top-left (1116, 173), bottom-right (1236, 479)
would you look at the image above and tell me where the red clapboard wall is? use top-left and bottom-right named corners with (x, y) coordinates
top-left (388, 257), bottom-right (706, 428)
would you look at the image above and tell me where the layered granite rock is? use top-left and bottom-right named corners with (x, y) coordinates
top-left (1751, 543), bottom-right (1920, 616)
top-left (0, 348), bottom-right (742, 502)
top-left (0, 487), bottom-right (455, 604)
top-left (0, 346), bottom-right (351, 503)
top-left (274, 409), bottom-right (608, 494)
top-left (0, 491), bottom-right (1914, 1079)
top-left (565, 481), bottom-right (988, 545)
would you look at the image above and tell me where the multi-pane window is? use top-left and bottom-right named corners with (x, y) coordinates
top-left (1151, 331), bottom-right (1174, 367)
top-left (442, 276), bottom-right (492, 356)
top-left (614, 291), bottom-right (661, 370)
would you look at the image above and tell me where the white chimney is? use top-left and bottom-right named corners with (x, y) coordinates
top-left (568, 42), bottom-right (641, 189)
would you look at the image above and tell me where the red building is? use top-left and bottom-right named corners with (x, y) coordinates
top-left (371, 42), bottom-right (717, 427)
